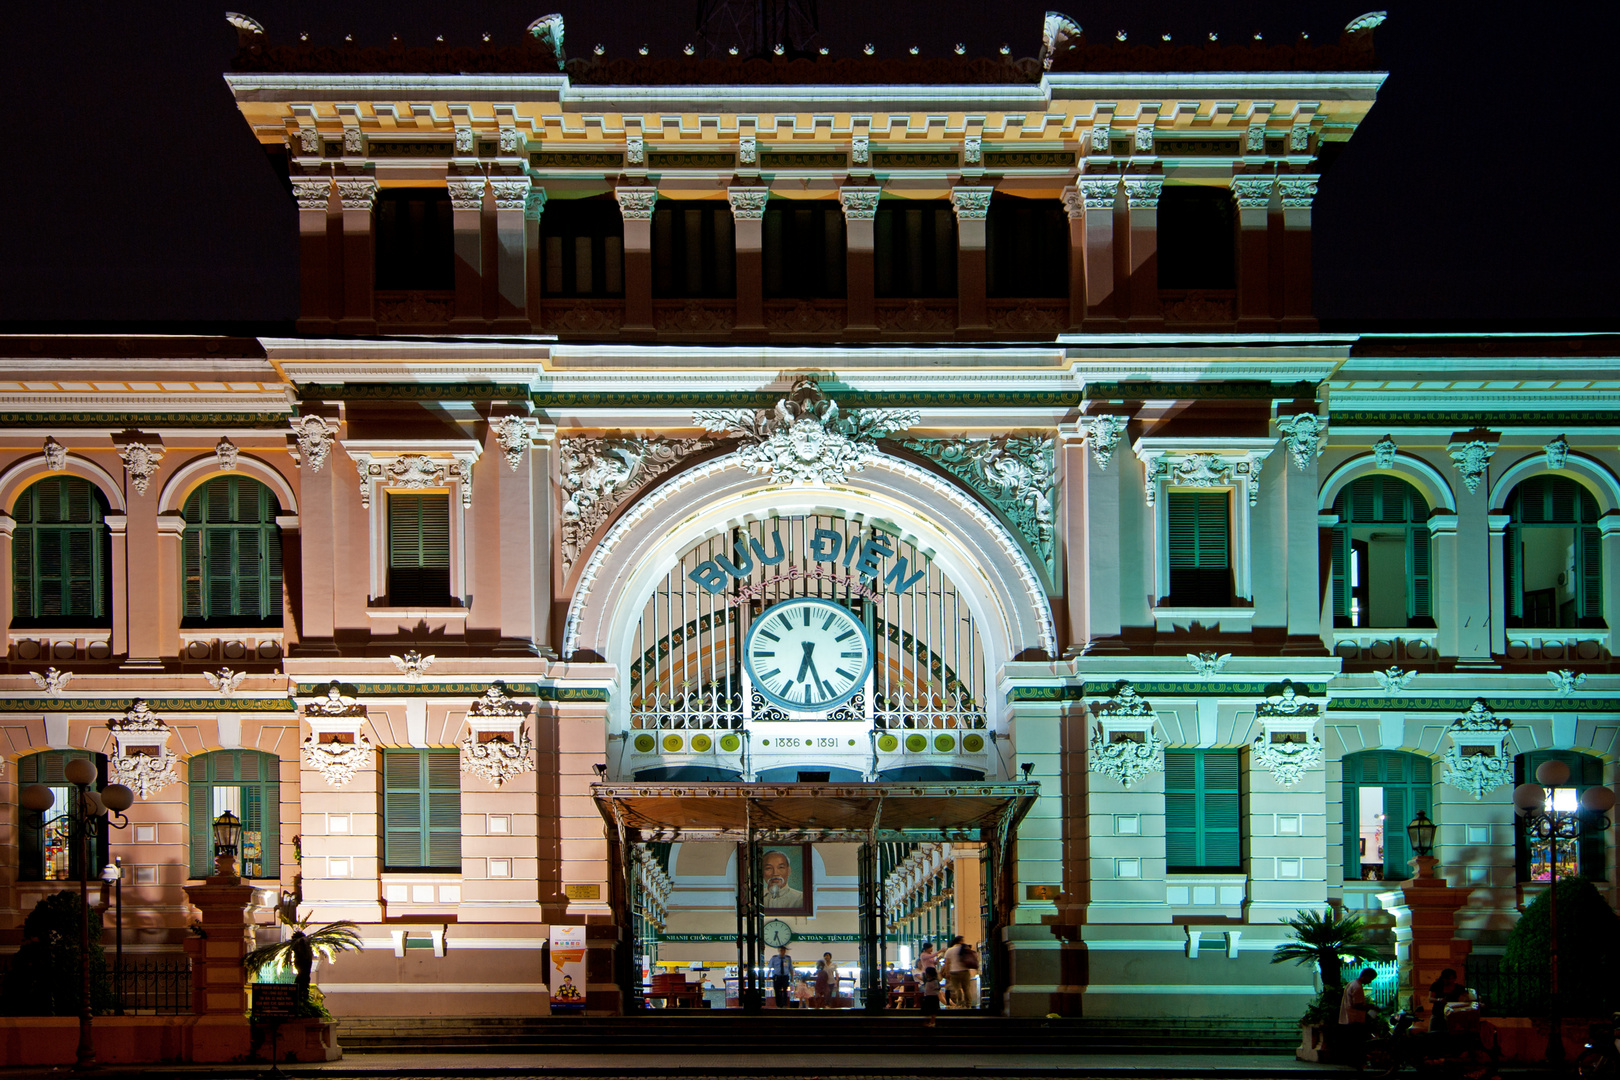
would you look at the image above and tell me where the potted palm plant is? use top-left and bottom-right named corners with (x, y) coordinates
top-left (1271, 908), bottom-right (1384, 1062)
top-left (243, 914), bottom-right (362, 1063)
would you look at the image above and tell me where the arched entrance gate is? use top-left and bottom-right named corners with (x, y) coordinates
top-left (565, 398), bottom-right (1052, 1011)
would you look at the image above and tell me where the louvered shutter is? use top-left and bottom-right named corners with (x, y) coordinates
top-left (1164, 750), bottom-right (1198, 869)
top-left (1342, 764), bottom-right (1363, 880)
top-left (12, 515), bottom-right (35, 619)
top-left (1579, 524), bottom-right (1602, 623)
top-left (388, 494), bottom-right (452, 606)
top-left (425, 750), bottom-right (462, 870)
top-left (1201, 750), bottom-right (1243, 868)
top-left (189, 754), bottom-right (215, 877)
top-left (182, 526), bottom-right (203, 617)
top-left (19, 753), bottom-right (45, 879)
top-left (384, 750), bottom-right (426, 868)
top-left (259, 754), bottom-right (281, 877)
top-left (1331, 522), bottom-right (1350, 621)
top-left (1409, 524), bottom-right (1432, 620)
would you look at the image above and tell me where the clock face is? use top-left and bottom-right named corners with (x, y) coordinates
top-left (744, 597), bottom-right (873, 713)
top-left (763, 919), bottom-right (794, 948)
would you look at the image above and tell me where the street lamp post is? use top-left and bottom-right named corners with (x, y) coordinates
top-left (101, 858), bottom-right (123, 1015)
top-left (1512, 760), bottom-right (1615, 1065)
top-left (19, 759), bottom-right (133, 1069)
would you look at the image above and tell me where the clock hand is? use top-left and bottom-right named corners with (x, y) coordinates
top-left (796, 640), bottom-right (816, 681)
top-left (803, 654), bottom-right (827, 695)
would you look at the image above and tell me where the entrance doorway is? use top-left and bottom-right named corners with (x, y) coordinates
top-left (595, 781), bottom-right (1035, 1013)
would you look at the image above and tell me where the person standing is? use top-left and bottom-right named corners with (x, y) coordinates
top-left (1338, 966), bottom-right (1382, 1066)
top-left (919, 965), bottom-right (942, 1025)
top-left (914, 941), bottom-right (937, 981)
top-left (767, 945), bottom-right (794, 1008)
top-left (821, 952), bottom-right (838, 1007)
top-left (813, 957), bottom-right (831, 1008)
top-left (941, 936), bottom-right (973, 1010)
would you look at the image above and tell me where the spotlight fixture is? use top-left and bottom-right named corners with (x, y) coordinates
top-left (1021, 762), bottom-right (1035, 780)
top-left (592, 762), bottom-right (608, 779)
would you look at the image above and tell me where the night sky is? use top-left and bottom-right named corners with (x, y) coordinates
top-left (1, 0), bottom-right (1614, 329)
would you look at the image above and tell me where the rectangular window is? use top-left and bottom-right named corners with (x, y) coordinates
top-left (763, 202), bottom-right (846, 299)
top-left (875, 202), bottom-right (957, 298)
top-left (1167, 491), bottom-right (1232, 606)
top-left (1165, 748), bottom-right (1243, 872)
top-left (541, 198), bottom-right (624, 297)
top-left (187, 750), bottom-right (280, 879)
top-left (383, 749), bottom-right (462, 871)
top-left (387, 493), bottom-right (452, 607)
top-left (375, 190), bottom-right (454, 290)
top-left (652, 201), bottom-right (735, 298)
top-left (985, 198), bottom-right (1068, 298)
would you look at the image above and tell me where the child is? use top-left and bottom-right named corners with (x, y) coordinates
top-left (920, 965), bottom-right (941, 1024)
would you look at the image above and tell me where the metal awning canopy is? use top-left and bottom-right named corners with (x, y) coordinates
top-left (592, 781), bottom-right (1040, 842)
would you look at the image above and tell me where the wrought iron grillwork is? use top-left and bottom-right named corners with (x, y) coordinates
top-left (116, 953), bottom-right (192, 1014)
top-left (629, 514), bottom-right (986, 730)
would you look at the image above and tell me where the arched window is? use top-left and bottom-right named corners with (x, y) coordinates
top-left (1342, 750), bottom-right (1432, 881)
top-left (188, 750), bottom-right (280, 879)
top-left (11, 477), bottom-right (111, 626)
top-left (17, 750), bottom-right (109, 880)
top-left (1505, 476), bottom-right (1603, 629)
top-left (181, 476), bottom-right (283, 627)
top-left (1516, 750), bottom-right (1605, 882)
top-left (1330, 476), bottom-right (1433, 629)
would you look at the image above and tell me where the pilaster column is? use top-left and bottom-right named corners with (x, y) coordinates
top-left (1230, 176), bottom-right (1275, 327)
top-left (1278, 414), bottom-right (1327, 640)
top-left (838, 186), bottom-right (881, 332)
top-left (1602, 518), bottom-right (1620, 660)
top-left (447, 173), bottom-right (488, 327)
top-left (728, 186), bottom-right (769, 334)
top-left (615, 186), bottom-right (657, 333)
top-left (120, 449), bottom-right (164, 669)
top-left (1246, 740), bottom-right (1329, 924)
top-left (1082, 417), bottom-right (1130, 642)
top-left (335, 177), bottom-right (378, 333)
top-left (1430, 511), bottom-right (1461, 660)
top-left (1121, 176), bottom-right (1162, 322)
top-left (155, 512), bottom-right (186, 663)
top-left (291, 414), bottom-right (338, 646)
top-left (1057, 423), bottom-right (1088, 648)
top-left (1278, 175), bottom-right (1318, 327)
top-left (104, 514), bottom-right (128, 657)
top-left (0, 513), bottom-right (14, 643)
top-left (1377, 860), bottom-right (1474, 1024)
top-left (524, 189), bottom-right (546, 329)
top-left (291, 176), bottom-right (334, 332)
top-left (490, 176), bottom-right (532, 331)
top-left (1078, 176), bottom-right (1118, 322)
top-left (1487, 513), bottom-right (1511, 658)
top-left (1060, 186), bottom-right (1086, 330)
top-left (1450, 440), bottom-right (1496, 662)
top-left (950, 186), bottom-right (992, 332)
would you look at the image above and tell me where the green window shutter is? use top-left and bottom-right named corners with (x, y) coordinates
top-left (189, 754), bottom-right (215, 878)
top-left (384, 750), bottom-right (426, 869)
top-left (388, 494), bottom-right (452, 606)
top-left (1330, 523), bottom-right (1350, 620)
top-left (182, 478), bottom-right (283, 625)
top-left (19, 753), bottom-right (45, 879)
top-left (1167, 492), bottom-right (1230, 605)
top-left (1342, 768), bottom-right (1362, 880)
top-left (1164, 750), bottom-right (1198, 869)
top-left (259, 754), bottom-right (281, 878)
top-left (1165, 749), bottom-right (1242, 871)
top-left (12, 517), bottom-right (35, 619)
top-left (1408, 524), bottom-right (1432, 620)
top-left (425, 750), bottom-right (462, 870)
top-left (1579, 524), bottom-right (1602, 622)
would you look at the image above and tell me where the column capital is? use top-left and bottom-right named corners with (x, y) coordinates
top-left (727, 185), bottom-right (770, 219)
top-left (615, 185), bottom-right (658, 219)
top-left (1230, 175), bottom-right (1275, 209)
top-left (1278, 174), bottom-right (1320, 209)
top-left (838, 185), bottom-right (882, 220)
top-left (335, 176), bottom-right (378, 211)
top-left (446, 174), bottom-right (487, 211)
top-left (1122, 175), bottom-right (1163, 210)
top-left (490, 175), bottom-right (532, 211)
top-left (1060, 185), bottom-right (1084, 219)
top-left (948, 186), bottom-right (993, 220)
top-left (524, 187), bottom-right (548, 222)
top-left (1078, 175), bottom-right (1118, 210)
top-left (291, 175), bottom-right (332, 212)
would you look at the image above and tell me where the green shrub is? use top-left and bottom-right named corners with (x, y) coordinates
top-left (0, 891), bottom-right (115, 1016)
top-left (1500, 876), bottom-right (1619, 1015)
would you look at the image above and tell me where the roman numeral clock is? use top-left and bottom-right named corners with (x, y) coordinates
top-left (743, 597), bottom-right (874, 712)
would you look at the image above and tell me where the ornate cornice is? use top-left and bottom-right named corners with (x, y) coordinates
top-left (560, 435), bottom-right (713, 572)
top-left (695, 376), bottom-right (919, 486)
top-left (901, 435), bottom-right (1054, 580)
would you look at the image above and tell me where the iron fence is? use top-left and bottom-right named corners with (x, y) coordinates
top-left (115, 954), bottom-right (192, 1014)
top-left (0, 952), bottom-right (191, 1015)
top-left (1463, 956), bottom-right (1617, 1018)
